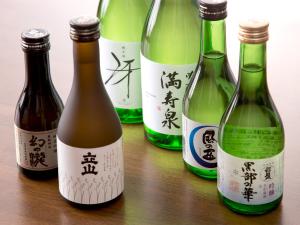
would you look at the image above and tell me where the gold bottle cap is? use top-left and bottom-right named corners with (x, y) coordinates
top-left (239, 20), bottom-right (269, 44)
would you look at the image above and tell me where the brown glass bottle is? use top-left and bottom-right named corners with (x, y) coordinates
top-left (14, 29), bottom-right (64, 179)
top-left (57, 16), bottom-right (124, 208)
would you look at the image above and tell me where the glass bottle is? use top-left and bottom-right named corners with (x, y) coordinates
top-left (97, 0), bottom-right (151, 124)
top-left (57, 16), bottom-right (124, 207)
top-left (218, 20), bottom-right (285, 215)
top-left (183, 0), bottom-right (235, 180)
top-left (141, 0), bottom-right (200, 150)
top-left (14, 29), bottom-right (64, 179)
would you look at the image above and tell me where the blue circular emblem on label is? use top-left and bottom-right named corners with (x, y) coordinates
top-left (189, 125), bottom-right (218, 168)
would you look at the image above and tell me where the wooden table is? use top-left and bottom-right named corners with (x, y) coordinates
top-left (0, 0), bottom-right (299, 224)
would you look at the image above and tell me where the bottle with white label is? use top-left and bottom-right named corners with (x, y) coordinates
top-left (97, 0), bottom-right (151, 124)
top-left (182, 0), bottom-right (235, 180)
top-left (218, 20), bottom-right (285, 215)
top-left (57, 16), bottom-right (124, 207)
top-left (141, 0), bottom-right (200, 150)
top-left (14, 29), bottom-right (64, 179)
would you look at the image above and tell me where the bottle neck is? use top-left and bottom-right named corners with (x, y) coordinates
top-left (73, 40), bottom-right (103, 91)
top-left (201, 19), bottom-right (227, 56)
top-left (238, 42), bottom-right (267, 100)
top-left (24, 51), bottom-right (52, 92)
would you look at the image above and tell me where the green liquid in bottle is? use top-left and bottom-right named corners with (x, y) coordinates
top-left (218, 21), bottom-right (285, 215)
top-left (97, 0), bottom-right (151, 124)
top-left (141, 0), bottom-right (200, 150)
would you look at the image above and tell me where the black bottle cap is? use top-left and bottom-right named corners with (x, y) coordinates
top-left (70, 16), bottom-right (100, 42)
top-left (199, 0), bottom-right (227, 21)
top-left (21, 28), bottom-right (50, 52)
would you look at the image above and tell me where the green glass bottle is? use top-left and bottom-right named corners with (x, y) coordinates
top-left (182, 0), bottom-right (235, 180)
top-left (141, 0), bottom-right (200, 150)
top-left (97, 0), bottom-right (151, 124)
top-left (218, 20), bottom-right (285, 215)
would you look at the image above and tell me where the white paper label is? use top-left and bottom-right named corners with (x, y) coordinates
top-left (100, 37), bottom-right (141, 109)
top-left (14, 125), bottom-right (57, 171)
top-left (218, 146), bottom-right (284, 205)
top-left (57, 137), bottom-right (124, 205)
top-left (182, 114), bottom-right (218, 170)
top-left (141, 54), bottom-right (197, 135)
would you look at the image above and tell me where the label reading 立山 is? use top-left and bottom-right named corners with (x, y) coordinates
top-left (182, 114), bottom-right (218, 169)
top-left (57, 137), bottom-right (124, 205)
top-left (99, 37), bottom-right (142, 109)
top-left (218, 146), bottom-right (284, 205)
top-left (14, 125), bottom-right (58, 171)
top-left (141, 54), bottom-right (197, 135)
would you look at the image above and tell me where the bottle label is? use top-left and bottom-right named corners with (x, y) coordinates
top-left (99, 37), bottom-right (142, 109)
top-left (182, 114), bottom-right (218, 169)
top-left (141, 54), bottom-right (197, 135)
top-left (218, 146), bottom-right (284, 205)
top-left (14, 125), bottom-right (58, 171)
top-left (57, 137), bottom-right (124, 205)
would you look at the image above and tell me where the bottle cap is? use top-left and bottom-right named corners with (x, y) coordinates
top-left (70, 16), bottom-right (100, 42)
top-left (239, 20), bottom-right (269, 44)
top-left (199, 0), bottom-right (227, 20)
top-left (21, 28), bottom-right (50, 52)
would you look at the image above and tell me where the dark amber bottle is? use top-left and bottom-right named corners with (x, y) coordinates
top-left (14, 29), bottom-right (64, 179)
top-left (57, 16), bottom-right (124, 208)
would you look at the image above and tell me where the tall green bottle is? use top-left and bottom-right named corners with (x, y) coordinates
top-left (218, 20), bottom-right (285, 215)
top-left (141, 0), bottom-right (200, 150)
top-left (97, 0), bottom-right (151, 124)
top-left (183, 0), bottom-right (235, 179)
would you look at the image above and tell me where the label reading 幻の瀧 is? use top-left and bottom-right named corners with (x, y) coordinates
top-left (218, 146), bottom-right (284, 205)
top-left (14, 125), bottom-right (58, 171)
top-left (182, 114), bottom-right (218, 169)
top-left (100, 37), bottom-right (142, 109)
top-left (57, 137), bottom-right (124, 205)
top-left (141, 54), bottom-right (197, 136)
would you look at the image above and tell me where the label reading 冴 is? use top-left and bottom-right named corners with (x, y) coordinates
top-left (141, 54), bottom-right (197, 135)
top-left (57, 137), bottom-right (124, 205)
top-left (182, 114), bottom-right (218, 169)
top-left (14, 125), bottom-right (58, 171)
top-left (100, 37), bottom-right (141, 109)
top-left (218, 146), bottom-right (284, 205)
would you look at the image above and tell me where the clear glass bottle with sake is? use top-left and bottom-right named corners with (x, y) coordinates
top-left (141, 0), bottom-right (201, 150)
top-left (218, 20), bottom-right (285, 215)
top-left (183, 0), bottom-right (235, 180)
top-left (97, 0), bottom-right (151, 123)
top-left (57, 16), bottom-right (124, 207)
top-left (14, 29), bottom-right (64, 179)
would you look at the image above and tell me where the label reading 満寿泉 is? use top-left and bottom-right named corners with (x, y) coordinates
top-left (182, 114), bottom-right (218, 170)
top-left (57, 137), bottom-right (124, 205)
top-left (141, 54), bottom-right (197, 136)
top-left (218, 146), bottom-right (284, 205)
top-left (14, 125), bottom-right (58, 171)
top-left (99, 37), bottom-right (142, 109)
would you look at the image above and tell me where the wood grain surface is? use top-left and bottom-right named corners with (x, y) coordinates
top-left (0, 0), bottom-right (300, 224)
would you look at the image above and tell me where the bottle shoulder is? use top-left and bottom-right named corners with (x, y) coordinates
top-left (99, 0), bottom-right (149, 41)
top-left (141, 2), bottom-right (200, 64)
top-left (57, 87), bottom-right (122, 148)
top-left (14, 88), bottom-right (64, 131)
